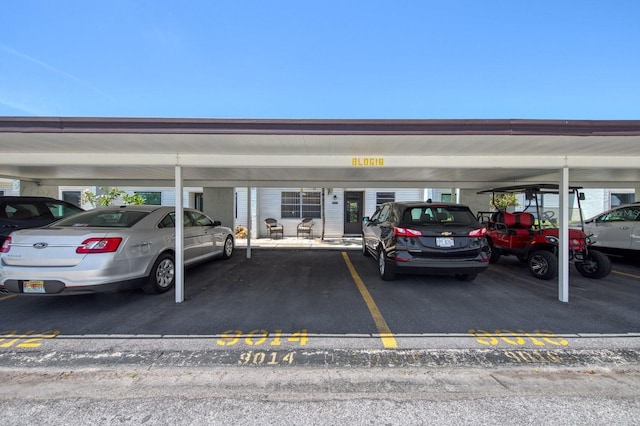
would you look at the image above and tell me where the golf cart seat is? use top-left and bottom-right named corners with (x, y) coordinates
top-left (495, 212), bottom-right (535, 236)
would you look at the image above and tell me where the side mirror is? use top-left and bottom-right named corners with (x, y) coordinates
top-left (363, 216), bottom-right (370, 223)
top-left (213, 220), bottom-right (222, 227)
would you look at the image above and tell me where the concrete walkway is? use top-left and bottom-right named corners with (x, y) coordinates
top-left (235, 236), bottom-right (362, 250)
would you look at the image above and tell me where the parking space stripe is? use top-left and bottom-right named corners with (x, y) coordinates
top-left (341, 252), bottom-right (398, 348)
top-left (613, 270), bottom-right (640, 279)
top-left (0, 294), bottom-right (16, 301)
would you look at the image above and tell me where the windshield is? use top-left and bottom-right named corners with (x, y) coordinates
top-left (54, 209), bottom-right (149, 228)
top-left (401, 206), bottom-right (477, 226)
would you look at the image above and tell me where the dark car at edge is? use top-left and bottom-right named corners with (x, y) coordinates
top-left (0, 196), bottom-right (84, 246)
top-left (362, 201), bottom-right (490, 281)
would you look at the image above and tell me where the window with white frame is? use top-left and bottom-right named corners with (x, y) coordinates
top-left (281, 191), bottom-right (321, 218)
top-left (611, 192), bottom-right (635, 207)
top-left (61, 191), bottom-right (81, 207)
top-left (376, 191), bottom-right (395, 208)
top-left (135, 192), bottom-right (162, 205)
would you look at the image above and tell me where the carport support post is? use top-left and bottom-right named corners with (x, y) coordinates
top-left (246, 186), bottom-right (251, 259)
top-left (175, 165), bottom-right (185, 303)
top-left (558, 167), bottom-right (569, 303)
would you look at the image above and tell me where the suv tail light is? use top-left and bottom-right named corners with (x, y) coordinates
top-left (1, 237), bottom-right (11, 253)
top-left (468, 227), bottom-right (487, 238)
top-left (393, 227), bottom-right (423, 237)
top-left (76, 238), bottom-right (122, 254)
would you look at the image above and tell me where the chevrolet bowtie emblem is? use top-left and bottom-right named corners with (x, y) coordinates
top-left (441, 232), bottom-right (452, 236)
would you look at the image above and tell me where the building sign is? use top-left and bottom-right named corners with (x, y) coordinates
top-left (352, 157), bottom-right (384, 167)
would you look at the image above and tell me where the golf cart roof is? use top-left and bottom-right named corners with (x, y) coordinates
top-left (477, 184), bottom-right (583, 195)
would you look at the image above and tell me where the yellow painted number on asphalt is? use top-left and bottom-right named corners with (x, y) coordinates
top-left (0, 330), bottom-right (60, 348)
top-left (217, 329), bottom-right (308, 347)
top-left (468, 329), bottom-right (569, 347)
top-left (238, 351), bottom-right (295, 366)
top-left (505, 350), bottom-right (563, 364)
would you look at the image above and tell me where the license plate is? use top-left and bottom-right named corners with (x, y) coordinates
top-left (23, 280), bottom-right (45, 294)
top-left (436, 237), bottom-right (455, 248)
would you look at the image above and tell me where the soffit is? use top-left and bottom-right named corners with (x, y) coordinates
top-left (1, 117), bottom-right (639, 188)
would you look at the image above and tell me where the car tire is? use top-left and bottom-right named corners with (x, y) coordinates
top-left (143, 252), bottom-right (175, 294)
top-left (221, 235), bottom-right (234, 259)
top-left (575, 250), bottom-right (611, 279)
top-left (378, 247), bottom-right (396, 281)
top-left (362, 236), bottom-right (370, 257)
top-left (528, 250), bottom-right (557, 280)
top-left (455, 273), bottom-right (477, 282)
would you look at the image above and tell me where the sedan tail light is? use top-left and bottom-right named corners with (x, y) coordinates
top-left (1, 237), bottom-right (11, 253)
top-left (393, 227), bottom-right (423, 237)
top-left (76, 237), bottom-right (123, 254)
top-left (468, 227), bottom-right (487, 238)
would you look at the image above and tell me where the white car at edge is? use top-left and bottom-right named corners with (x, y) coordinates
top-left (0, 205), bottom-right (234, 295)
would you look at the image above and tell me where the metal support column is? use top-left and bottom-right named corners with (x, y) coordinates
top-left (246, 186), bottom-right (252, 259)
top-left (175, 165), bottom-right (184, 303)
top-left (558, 167), bottom-right (569, 303)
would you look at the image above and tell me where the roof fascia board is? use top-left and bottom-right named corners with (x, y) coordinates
top-left (2, 117), bottom-right (640, 136)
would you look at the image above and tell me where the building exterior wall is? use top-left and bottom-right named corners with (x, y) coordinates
top-left (0, 179), bottom-right (18, 196)
top-left (7, 179), bottom-right (630, 238)
top-left (241, 187), bottom-right (425, 238)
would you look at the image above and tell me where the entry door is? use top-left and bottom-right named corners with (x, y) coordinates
top-left (344, 192), bottom-right (364, 235)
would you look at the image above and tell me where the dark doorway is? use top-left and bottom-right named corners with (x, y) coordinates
top-left (344, 191), bottom-right (364, 235)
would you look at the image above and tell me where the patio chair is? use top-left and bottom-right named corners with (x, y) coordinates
top-left (264, 218), bottom-right (284, 239)
top-left (297, 217), bottom-right (315, 238)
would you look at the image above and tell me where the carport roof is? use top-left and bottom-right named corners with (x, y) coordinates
top-left (1, 117), bottom-right (640, 188)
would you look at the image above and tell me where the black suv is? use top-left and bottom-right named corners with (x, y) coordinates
top-left (362, 201), bottom-right (490, 281)
top-left (0, 196), bottom-right (84, 245)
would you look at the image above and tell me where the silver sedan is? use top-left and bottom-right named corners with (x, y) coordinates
top-left (583, 202), bottom-right (640, 255)
top-left (0, 206), bottom-right (234, 295)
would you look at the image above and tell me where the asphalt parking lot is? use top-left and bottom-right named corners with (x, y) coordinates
top-left (2, 246), bottom-right (639, 425)
top-left (1, 247), bottom-right (639, 364)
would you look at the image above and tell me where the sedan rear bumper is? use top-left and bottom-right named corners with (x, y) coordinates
top-left (392, 257), bottom-right (489, 276)
top-left (2, 277), bottom-right (147, 295)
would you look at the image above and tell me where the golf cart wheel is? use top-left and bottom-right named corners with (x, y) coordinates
top-left (378, 247), bottom-right (396, 281)
top-left (575, 250), bottom-right (611, 279)
top-left (143, 252), bottom-right (175, 294)
top-left (528, 250), bottom-right (557, 280)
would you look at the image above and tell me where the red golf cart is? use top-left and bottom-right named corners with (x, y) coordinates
top-left (477, 184), bottom-right (611, 280)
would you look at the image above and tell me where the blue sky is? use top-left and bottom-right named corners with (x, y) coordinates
top-left (1, 1), bottom-right (639, 119)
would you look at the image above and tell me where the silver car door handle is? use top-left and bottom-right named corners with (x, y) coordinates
top-left (620, 226), bottom-right (629, 230)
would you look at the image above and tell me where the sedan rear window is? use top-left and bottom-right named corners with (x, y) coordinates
top-left (55, 210), bottom-right (149, 228)
top-left (402, 206), bottom-right (476, 226)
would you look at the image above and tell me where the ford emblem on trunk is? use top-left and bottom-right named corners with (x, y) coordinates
top-left (33, 242), bottom-right (48, 249)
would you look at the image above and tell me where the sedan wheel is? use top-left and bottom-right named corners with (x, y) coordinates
top-left (362, 236), bottom-right (370, 257)
top-left (222, 235), bottom-right (234, 259)
top-left (143, 253), bottom-right (175, 294)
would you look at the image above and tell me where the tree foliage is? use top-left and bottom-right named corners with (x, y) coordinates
top-left (82, 188), bottom-right (146, 207)
top-left (491, 193), bottom-right (518, 211)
